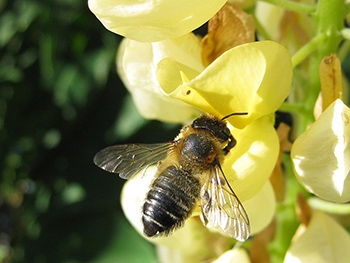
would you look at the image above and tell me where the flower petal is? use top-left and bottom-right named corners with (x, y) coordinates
top-left (156, 219), bottom-right (232, 263)
top-left (88, 0), bottom-right (226, 42)
top-left (243, 180), bottom-right (276, 235)
top-left (167, 41), bottom-right (292, 128)
top-left (121, 166), bottom-right (156, 237)
top-left (223, 115), bottom-right (280, 201)
top-left (291, 99), bottom-right (350, 203)
top-left (117, 35), bottom-right (203, 122)
top-left (212, 248), bottom-right (251, 263)
top-left (284, 210), bottom-right (350, 263)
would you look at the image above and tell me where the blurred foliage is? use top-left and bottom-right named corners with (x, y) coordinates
top-left (0, 0), bottom-right (180, 262)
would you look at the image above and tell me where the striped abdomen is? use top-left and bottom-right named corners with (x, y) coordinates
top-left (142, 165), bottom-right (201, 237)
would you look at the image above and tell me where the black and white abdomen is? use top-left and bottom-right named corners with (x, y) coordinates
top-left (142, 165), bottom-right (201, 237)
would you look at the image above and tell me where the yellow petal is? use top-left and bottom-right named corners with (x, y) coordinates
top-left (167, 41), bottom-right (292, 129)
top-left (156, 58), bottom-right (201, 93)
top-left (223, 115), bottom-right (280, 201)
top-left (212, 248), bottom-right (251, 263)
top-left (243, 181), bottom-right (276, 235)
top-left (156, 219), bottom-right (232, 263)
top-left (284, 210), bottom-right (350, 263)
top-left (121, 166), bottom-right (156, 237)
top-left (117, 36), bottom-right (202, 122)
top-left (291, 99), bottom-right (350, 203)
top-left (88, 0), bottom-right (226, 42)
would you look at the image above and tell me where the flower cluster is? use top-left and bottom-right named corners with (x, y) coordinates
top-left (90, 0), bottom-right (350, 262)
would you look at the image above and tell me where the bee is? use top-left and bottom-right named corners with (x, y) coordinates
top-left (93, 113), bottom-right (250, 242)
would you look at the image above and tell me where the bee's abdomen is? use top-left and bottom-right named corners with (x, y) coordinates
top-left (142, 165), bottom-right (201, 237)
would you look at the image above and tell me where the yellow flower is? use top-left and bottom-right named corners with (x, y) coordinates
top-left (163, 41), bottom-right (292, 201)
top-left (117, 34), bottom-right (202, 123)
top-left (166, 41), bottom-right (292, 129)
top-left (284, 210), bottom-right (350, 263)
top-left (119, 40), bottom-right (292, 254)
top-left (291, 99), bottom-right (350, 203)
top-left (120, 38), bottom-right (292, 200)
top-left (88, 0), bottom-right (226, 42)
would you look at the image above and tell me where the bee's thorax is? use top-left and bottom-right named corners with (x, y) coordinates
top-left (179, 133), bottom-right (220, 171)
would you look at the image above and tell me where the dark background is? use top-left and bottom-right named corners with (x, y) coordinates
top-left (0, 0), bottom-right (181, 262)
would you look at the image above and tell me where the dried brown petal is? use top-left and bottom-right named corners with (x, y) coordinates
top-left (201, 3), bottom-right (255, 66)
top-left (319, 54), bottom-right (343, 110)
top-left (270, 123), bottom-right (291, 202)
top-left (250, 218), bottom-right (276, 263)
top-left (296, 193), bottom-right (312, 226)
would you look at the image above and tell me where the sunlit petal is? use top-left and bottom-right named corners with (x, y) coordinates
top-left (244, 180), bottom-right (276, 235)
top-left (224, 115), bottom-right (279, 200)
top-left (120, 167), bottom-right (155, 237)
top-left (167, 41), bottom-right (292, 128)
top-left (88, 0), bottom-right (226, 42)
top-left (212, 248), bottom-right (251, 263)
top-left (117, 35), bottom-right (203, 122)
top-left (284, 210), bottom-right (350, 263)
top-left (291, 99), bottom-right (350, 203)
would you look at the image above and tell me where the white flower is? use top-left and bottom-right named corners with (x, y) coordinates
top-left (291, 99), bottom-right (350, 203)
top-left (284, 210), bottom-right (350, 263)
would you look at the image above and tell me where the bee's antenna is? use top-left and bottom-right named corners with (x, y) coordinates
top-left (221, 112), bottom-right (248, 121)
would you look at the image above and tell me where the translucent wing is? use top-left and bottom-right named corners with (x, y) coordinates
top-left (93, 143), bottom-right (172, 179)
top-left (200, 166), bottom-right (250, 242)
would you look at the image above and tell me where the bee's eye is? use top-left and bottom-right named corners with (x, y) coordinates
top-left (222, 127), bottom-right (231, 137)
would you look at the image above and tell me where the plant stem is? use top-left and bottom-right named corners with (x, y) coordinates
top-left (308, 197), bottom-right (350, 214)
top-left (291, 33), bottom-right (327, 67)
top-left (259, 0), bottom-right (316, 14)
top-left (279, 102), bottom-right (304, 113)
top-left (293, 0), bottom-right (346, 135)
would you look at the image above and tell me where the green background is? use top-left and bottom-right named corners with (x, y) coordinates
top-left (0, 0), bottom-right (181, 262)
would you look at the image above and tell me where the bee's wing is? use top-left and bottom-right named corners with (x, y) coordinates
top-left (93, 143), bottom-right (173, 179)
top-left (200, 166), bottom-right (250, 242)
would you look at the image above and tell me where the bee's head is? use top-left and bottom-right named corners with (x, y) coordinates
top-left (191, 115), bottom-right (231, 142)
top-left (191, 113), bottom-right (247, 154)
